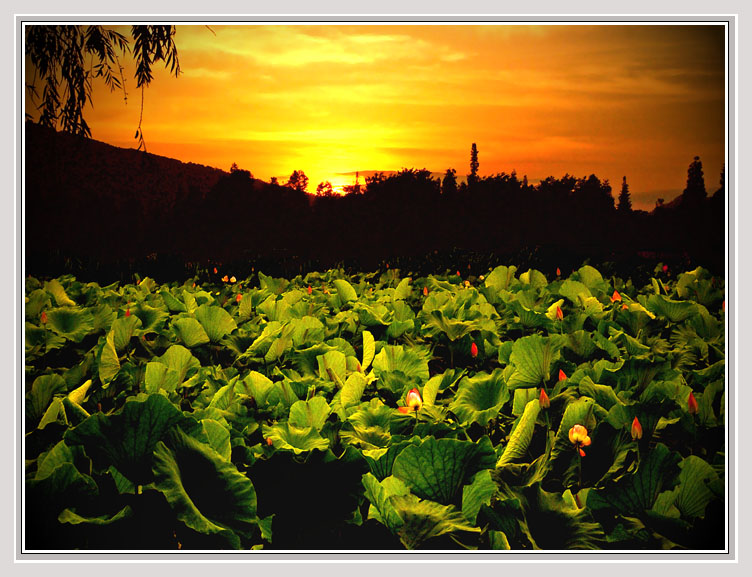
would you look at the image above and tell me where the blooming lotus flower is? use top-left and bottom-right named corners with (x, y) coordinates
top-left (423, 286), bottom-right (429, 296)
top-left (539, 388), bottom-right (550, 409)
top-left (479, 275), bottom-right (484, 281)
top-left (471, 342), bottom-right (478, 358)
top-left (464, 280), bottom-right (470, 288)
top-left (398, 388), bottom-right (423, 414)
top-left (236, 293), bottom-right (242, 303)
top-left (569, 424), bottom-right (592, 457)
top-left (230, 276), bottom-right (236, 283)
top-left (559, 369), bottom-right (567, 381)
top-left (556, 306), bottom-right (564, 321)
top-left (222, 275), bottom-right (229, 282)
top-left (610, 290), bottom-right (622, 302)
top-left (631, 416), bottom-right (643, 440)
top-left (688, 391), bottom-right (699, 415)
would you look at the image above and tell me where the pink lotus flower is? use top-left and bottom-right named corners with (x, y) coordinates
top-left (471, 342), bottom-right (478, 358)
top-left (569, 424), bottom-right (592, 457)
top-left (398, 388), bottom-right (423, 414)
top-left (631, 416), bottom-right (643, 440)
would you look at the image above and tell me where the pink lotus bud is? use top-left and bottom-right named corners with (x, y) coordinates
top-left (423, 286), bottom-right (429, 296)
top-left (556, 306), bottom-right (564, 321)
top-left (308, 285), bottom-right (313, 295)
top-left (559, 369), bottom-right (567, 381)
top-left (662, 264), bottom-right (669, 273)
top-left (611, 290), bottom-right (622, 302)
top-left (236, 293), bottom-right (242, 303)
top-left (556, 267), bottom-right (561, 277)
top-left (471, 342), bottom-right (478, 358)
top-left (125, 308), bottom-right (131, 317)
top-left (688, 391), bottom-right (699, 415)
top-left (539, 388), bottom-right (550, 409)
top-left (40, 311), bottom-right (47, 324)
top-left (631, 416), bottom-right (643, 440)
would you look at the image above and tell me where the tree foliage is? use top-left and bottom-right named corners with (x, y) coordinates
top-left (25, 25), bottom-right (181, 141)
top-left (617, 176), bottom-right (632, 212)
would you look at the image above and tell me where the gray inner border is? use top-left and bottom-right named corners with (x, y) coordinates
top-left (15, 13), bottom-right (736, 563)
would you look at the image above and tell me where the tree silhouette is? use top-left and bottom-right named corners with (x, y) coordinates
top-left (442, 168), bottom-right (458, 196)
top-left (682, 156), bottom-right (707, 205)
top-left (617, 176), bottom-right (632, 212)
top-left (316, 181), bottom-right (334, 196)
top-left (286, 170), bottom-right (309, 192)
top-left (270, 176), bottom-right (279, 185)
top-left (468, 143), bottom-right (479, 187)
top-left (25, 25), bottom-right (181, 139)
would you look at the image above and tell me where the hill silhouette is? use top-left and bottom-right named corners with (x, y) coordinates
top-left (25, 123), bottom-right (725, 282)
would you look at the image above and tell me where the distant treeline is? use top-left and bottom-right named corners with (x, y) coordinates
top-left (25, 124), bottom-right (725, 281)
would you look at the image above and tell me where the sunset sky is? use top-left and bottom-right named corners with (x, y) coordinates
top-left (28, 23), bottom-right (726, 210)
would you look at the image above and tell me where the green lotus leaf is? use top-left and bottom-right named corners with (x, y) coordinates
top-left (574, 265), bottom-right (608, 295)
top-left (392, 436), bottom-right (496, 505)
top-left (496, 399), bottom-right (541, 467)
top-left (258, 271), bottom-right (289, 295)
top-left (422, 369), bottom-right (464, 406)
top-left (98, 330), bottom-right (120, 387)
top-left (317, 349), bottom-right (347, 387)
top-left (144, 362), bottom-right (180, 395)
top-left (462, 469), bottom-right (496, 523)
top-left (450, 369), bottom-right (509, 426)
top-left (362, 472), bottom-right (409, 533)
top-left (159, 288), bottom-right (188, 312)
top-left (91, 304), bottom-right (116, 332)
top-left (511, 388), bottom-right (539, 416)
top-left (372, 345), bottom-right (431, 384)
top-left (263, 324), bottom-right (295, 363)
top-left (45, 278), bottom-right (76, 306)
top-left (25, 322), bottom-right (66, 356)
top-left (64, 393), bottom-right (186, 484)
top-left (201, 419), bottom-right (232, 461)
top-left (587, 443), bottom-right (681, 515)
top-left (362, 330), bottom-right (376, 371)
top-left (353, 302), bottom-right (391, 326)
top-left (35, 440), bottom-right (86, 480)
top-left (26, 462), bottom-right (99, 514)
top-left (58, 505), bottom-right (133, 526)
top-left (361, 437), bottom-right (414, 479)
top-left (671, 455), bottom-right (724, 519)
top-left (289, 316), bottom-right (326, 348)
top-left (26, 374), bottom-right (67, 425)
top-left (261, 422), bottom-right (329, 455)
top-left (111, 315), bottom-right (143, 351)
top-left (195, 304), bottom-right (237, 343)
top-left (132, 302), bottom-right (170, 332)
top-left (645, 294), bottom-right (698, 323)
top-left (341, 372), bottom-right (369, 409)
top-left (393, 277), bottom-right (412, 300)
top-left (422, 309), bottom-right (480, 341)
top-left (257, 295), bottom-right (294, 322)
top-left (288, 397), bottom-right (331, 430)
top-left (46, 307), bottom-right (95, 342)
top-left (26, 288), bottom-right (51, 319)
top-left (155, 345), bottom-right (201, 384)
top-left (236, 370), bottom-right (275, 405)
top-left (152, 427), bottom-right (257, 548)
top-left (333, 279), bottom-right (358, 304)
top-left (173, 317), bottom-right (211, 348)
top-left (393, 494), bottom-right (479, 550)
top-left (558, 279), bottom-right (592, 304)
top-left (507, 334), bottom-right (563, 388)
top-left (485, 265), bottom-right (517, 292)
top-left (519, 269), bottom-right (548, 289)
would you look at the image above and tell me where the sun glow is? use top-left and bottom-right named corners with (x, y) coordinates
top-left (62, 23), bottom-right (726, 211)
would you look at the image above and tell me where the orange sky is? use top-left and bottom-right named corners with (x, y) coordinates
top-left (27, 24), bottom-right (726, 210)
